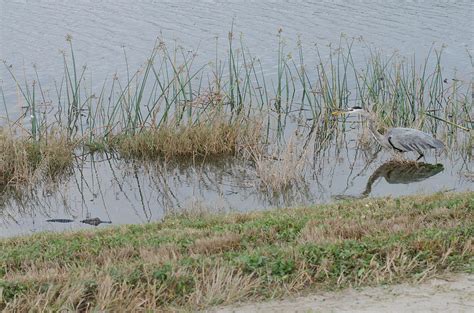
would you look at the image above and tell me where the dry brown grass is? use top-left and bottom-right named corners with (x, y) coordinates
top-left (3, 264), bottom-right (263, 312)
top-left (1, 192), bottom-right (472, 312)
top-left (189, 264), bottom-right (262, 307)
top-left (0, 129), bottom-right (74, 188)
top-left (189, 233), bottom-right (242, 255)
top-left (0, 114), bottom-right (264, 192)
top-left (298, 207), bottom-right (465, 245)
top-left (110, 116), bottom-right (263, 160)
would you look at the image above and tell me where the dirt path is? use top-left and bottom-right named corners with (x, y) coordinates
top-left (213, 273), bottom-right (473, 313)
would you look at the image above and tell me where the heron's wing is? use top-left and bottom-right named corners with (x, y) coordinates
top-left (386, 128), bottom-right (444, 153)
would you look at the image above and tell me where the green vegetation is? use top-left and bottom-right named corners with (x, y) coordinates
top-left (1, 33), bottom-right (472, 189)
top-left (1, 192), bottom-right (472, 311)
top-left (0, 130), bottom-right (73, 188)
top-left (0, 33), bottom-right (472, 309)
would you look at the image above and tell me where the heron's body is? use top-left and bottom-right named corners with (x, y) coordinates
top-left (334, 107), bottom-right (445, 161)
top-left (384, 127), bottom-right (444, 155)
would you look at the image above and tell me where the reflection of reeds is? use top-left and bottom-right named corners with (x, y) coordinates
top-left (246, 134), bottom-right (308, 194)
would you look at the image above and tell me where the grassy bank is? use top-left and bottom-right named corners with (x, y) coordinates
top-left (1, 192), bottom-right (472, 311)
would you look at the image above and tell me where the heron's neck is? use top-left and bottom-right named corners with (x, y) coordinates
top-left (365, 113), bottom-right (388, 148)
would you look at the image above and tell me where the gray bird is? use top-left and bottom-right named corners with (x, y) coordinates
top-left (333, 106), bottom-right (445, 161)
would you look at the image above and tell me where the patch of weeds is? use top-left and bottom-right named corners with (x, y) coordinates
top-left (240, 253), bottom-right (267, 273)
top-left (0, 280), bottom-right (29, 304)
top-left (152, 266), bottom-right (196, 305)
top-left (239, 250), bottom-right (295, 280)
top-left (107, 267), bottom-right (124, 283)
top-left (176, 236), bottom-right (195, 249)
top-left (270, 258), bottom-right (295, 279)
top-left (25, 142), bottom-right (42, 166)
top-left (300, 241), bottom-right (379, 280)
top-left (76, 279), bottom-right (98, 311)
top-left (127, 266), bottom-right (146, 286)
top-left (327, 241), bottom-right (375, 277)
top-left (108, 266), bottom-right (146, 286)
top-left (152, 264), bottom-right (172, 283)
top-left (300, 244), bottom-right (325, 267)
top-left (84, 141), bottom-right (108, 154)
top-left (173, 274), bottom-right (195, 297)
top-left (275, 218), bottom-right (307, 242)
top-left (177, 256), bottom-right (201, 268)
top-left (38, 282), bottom-right (52, 294)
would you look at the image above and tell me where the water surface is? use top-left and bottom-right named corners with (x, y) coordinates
top-left (0, 0), bottom-right (472, 237)
top-left (2, 0), bottom-right (472, 106)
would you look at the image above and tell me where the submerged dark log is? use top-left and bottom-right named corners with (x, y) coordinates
top-left (46, 218), bottom-right (112, 226)
top-left (81, 217), bottom-right (112, 226)
top-left (46, 218), bottom-right (74, 223)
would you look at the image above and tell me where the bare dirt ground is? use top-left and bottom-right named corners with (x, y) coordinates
top-left (213, 273), bottom-right (473, 313)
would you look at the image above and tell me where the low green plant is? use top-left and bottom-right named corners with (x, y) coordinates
top-left (1, 192), bottom-right (472, 311)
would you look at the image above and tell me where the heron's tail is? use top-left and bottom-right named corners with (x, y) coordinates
top-left (431, 137), bottom-right (445, 149)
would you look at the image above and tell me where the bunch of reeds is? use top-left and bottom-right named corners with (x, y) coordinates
top-left (1, 32), bottom-right (471, 186)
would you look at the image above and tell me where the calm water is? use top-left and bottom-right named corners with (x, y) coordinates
top-left (0, 0), bottom-right (473, 237)
top-left (1, 0), bottom-right (473, 105)
top-left (1, 126), bottom-right (471, 237)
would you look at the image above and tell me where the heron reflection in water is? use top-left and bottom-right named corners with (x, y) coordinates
top-left (362, 160), bottom-right (444, 197)
top-left (333, 160), bottom-right (444, 200)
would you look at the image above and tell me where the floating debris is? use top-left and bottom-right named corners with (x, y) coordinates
top-left (46, 218), bottom-right (74, 223)
top-left (46, 218), bottom-right (112, 226)
top-left (81, 217), bottom-right (112, 226)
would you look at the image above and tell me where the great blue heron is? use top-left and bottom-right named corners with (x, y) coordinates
top-left (332, 106), bottom-right (445, 161)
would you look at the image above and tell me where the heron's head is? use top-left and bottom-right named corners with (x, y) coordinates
top-left (332, 106), bottom-right (366, 116)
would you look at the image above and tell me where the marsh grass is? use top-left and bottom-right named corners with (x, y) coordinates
top-left (105, 115), bottom-right (263, 161)
top-left (0, 129), bottom-right (73, 188)
top-left (2, 29), bottom-right (473, 185)
top-left (0, 192), bottom-right (472, 311)
top-left (0, 31), bottom-right (472, 310)
top-left (2, 33), bottom-right (471, 147)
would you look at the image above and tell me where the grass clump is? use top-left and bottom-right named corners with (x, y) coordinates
top-left (108, 117), bottom-right (261, 160)
top-left (3, 33), bottom-right (472, 166)
top-left (0, 129), bottom-right (74, 188)
top-left (0, 191), bottom-right (472, 311)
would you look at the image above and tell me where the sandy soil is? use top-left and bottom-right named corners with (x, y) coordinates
top-left (213, 273), bottom-right (473, 313)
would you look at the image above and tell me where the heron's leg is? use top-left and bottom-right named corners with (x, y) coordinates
top-left (416, 153), bottom-right (424, 161)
